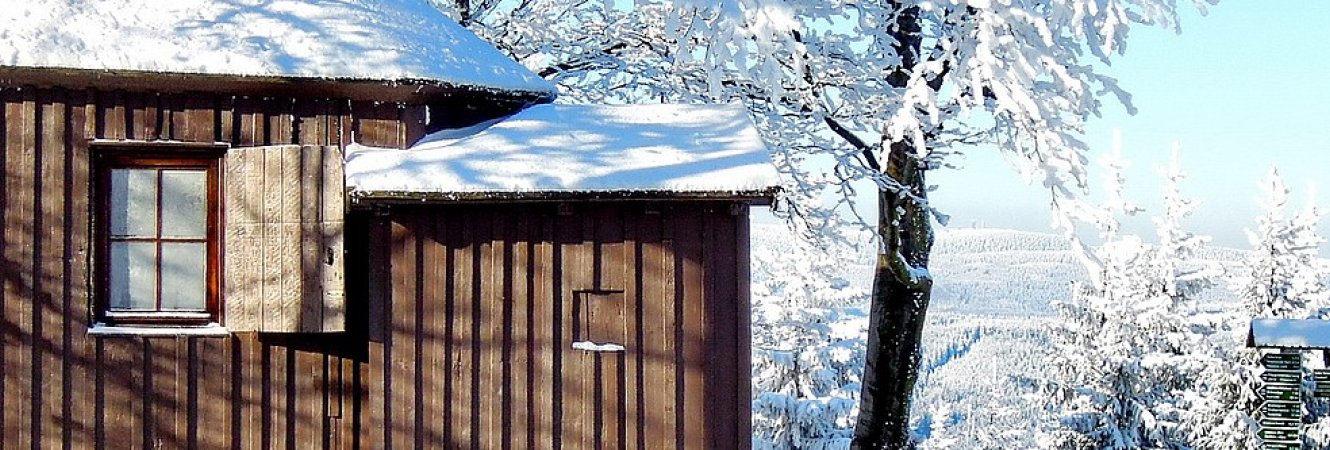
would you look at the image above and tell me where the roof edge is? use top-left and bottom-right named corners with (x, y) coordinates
top-left (349, 188), bottom-right (779, 206)
top-left (0, 66), bottom-right (556, 104)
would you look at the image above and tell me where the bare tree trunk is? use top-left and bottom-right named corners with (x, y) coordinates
top-left (455, 0), bottom-right (472, 26)
top-left (851, 141), bottom-right (934, 450)
top-left (852, 3), bottom-right (933, 449)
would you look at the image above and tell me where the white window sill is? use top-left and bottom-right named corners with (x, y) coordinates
top-left (87, 323), bottom-right (231, 337)
top-left (572, 341), bottom-right (626, 352)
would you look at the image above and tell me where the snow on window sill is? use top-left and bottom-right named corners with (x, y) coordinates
top-left (571, 341), bottom-right (625, 352)
top-left (87, 323), bottom-right (230, 338)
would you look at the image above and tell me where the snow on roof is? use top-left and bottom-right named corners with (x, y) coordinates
top-left (0, 0), bottom-right (555, 97)
top-left (1249, 318), bottom-right (1330, 349)
top-left (345, 103), bottom-right (780, 198)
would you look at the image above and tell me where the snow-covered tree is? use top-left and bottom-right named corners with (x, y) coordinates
top-left (1049, 149), bottom-right (1222, 449)
top-left (752, 306), bottom-right (865, 450)
top-left (1235, 167), bottom-right (1328, 319)
top-left (434, 1), bottom-right (1213, 447)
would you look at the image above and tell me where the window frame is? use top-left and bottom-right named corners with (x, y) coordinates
top-left (94, 148), bottom-right (224, 327)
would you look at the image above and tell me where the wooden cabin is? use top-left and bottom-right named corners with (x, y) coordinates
top-left (0, 1), bottom-right (777, 448)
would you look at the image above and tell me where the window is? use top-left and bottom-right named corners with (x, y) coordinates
top-left (96, 152), bottom-right (221, 326)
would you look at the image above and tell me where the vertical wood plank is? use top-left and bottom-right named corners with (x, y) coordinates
top-left (734, 206), bottom-right (754, 448)
top-left (442, 210), bottom-right (459, 449)
top-left (3, 88), bottom-right (35, 447)
top-left (294, 350), bottom-right (322, 450)
top-left (184, 95), bottom-right (215, 143)
top-left (337, 100), bottom-right (354, 149)
top-left (223, 146), bottom-right (258, 331)
top-left (559, 212), bottom-right (589, 450)
top-left (267, 98), bottom-right (293, 145)
top-left (235, 98), bottom-right (263, 147)
top-left (241, 337), bottom-right (263, 450)
top-left (36, 89), bottom-right (67, 449)
top-left (101, 339), bottom-right (143, 450)
top-left (452, 213), bottom-right (474, 449)
top-left (480, 211), bottom-right (503, 450)
top-left (157, 93), bottom-right (174, 141)
top-left (96, 90), bottom-right (126, 140)
top-left (259, 146), bottom-right (282, 330)
top-left (366, 337), bottom-right (387, 448)
top-left (67, 89), bottom-right (94, 450)
top-left (127, 92), bottom-right (155, 141)
top-left (267, 344), bottom-right (291, 449)
top-left (704, 208), bottom-right (739, 448)
top-left (0, 88), bottom-right (9, 444)
top-left (366, 211), bottom-right (387, 342)
top-left (217, 96), bottom-right (234, 144)
top-left (295, 100), bottom-right (328, 146)
top-left (640, 210), bottom-right (675, 450)
top-left (598, 207), bottom-right (626, 450)
top-left (511, 212), bottom-right (531, 450)
top-left (353, 101), bottom-right (401, 148)
top-left (279, 147), bottom-right (302, 331)
top-left (197, 338), bottom-right (231, 450)
top-left (532, 212), bottom-right (554, 448)
top-left (321, 146), bottom-right (346, 332)
top-left (624, 210), bottom-right (642, 450)
top-left (668, 211), bottom-right (688, 450)
top-left (364, 214), bottom-right (389, 448)
top-left (402, 105), bottom-right (426, 146)
top-left (338, 355), bottom-right (357, 450)
top-left (173, 339), bottom-right (190, 448)
top-left (421, 212), bottom-right (446, 448)
top-left (20, 89), bottom-right (37, 448)
top-left (389, 216), bottom-right (418, 448)
top-left (144, 340), bottom-right (168, 447)
top-left (299, 145), bottom-right (325, 332)
top-left (678, 207), bottom-right (707, 450)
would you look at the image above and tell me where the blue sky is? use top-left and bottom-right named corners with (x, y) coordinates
top-left (930, 1), bottom-right (1330, 249)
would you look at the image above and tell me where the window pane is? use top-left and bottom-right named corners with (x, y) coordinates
top-left (109, 242), bottom-right (156, 310)
top-left (110, 169), bottom-right (158, 237)
top-left (161, 170), bottom-right (207, 238)
top-left (160, 242), bottom-right (206, 311)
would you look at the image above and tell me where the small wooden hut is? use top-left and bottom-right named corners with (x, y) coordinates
top-left (0, 1), bottom-right (777, 448)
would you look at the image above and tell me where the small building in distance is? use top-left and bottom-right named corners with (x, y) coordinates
top-left (0, 0), bottom-right (777, 448)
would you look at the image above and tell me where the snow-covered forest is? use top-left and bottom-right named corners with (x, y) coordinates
top-left (748, 162), bottom-right (1330, 449)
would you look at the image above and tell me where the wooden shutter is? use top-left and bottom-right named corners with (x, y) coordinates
top-left (223, 145), bottom-right (345, 332)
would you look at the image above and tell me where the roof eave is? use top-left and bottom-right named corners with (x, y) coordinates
top-left (348, 187), bottom-right (780, 206)
top-left (0, 65), bottom-right (557, 104)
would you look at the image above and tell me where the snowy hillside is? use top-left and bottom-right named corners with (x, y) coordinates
top-left (929, 229), bottom-right (1082, 316)
top-left (751, 223), bottom-right (1248, 315)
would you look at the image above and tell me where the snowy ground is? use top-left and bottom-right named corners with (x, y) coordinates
top-left (749, 223), bottom-right (1247, 448)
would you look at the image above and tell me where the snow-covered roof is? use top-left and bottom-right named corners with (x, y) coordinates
top-left (1249, 318), bottom-right (1330, 349)
top-left (0, 0), bottom-right (555, 98)
top-left (345, 103), bottom-right (780, 200)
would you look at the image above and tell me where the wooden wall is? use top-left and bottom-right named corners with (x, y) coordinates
top-left (0, 85), bottom-right (424, 449)
top-left (377, 203), bottom-right (752, 449)
top-left (0, 84), bottom-right (755, 449)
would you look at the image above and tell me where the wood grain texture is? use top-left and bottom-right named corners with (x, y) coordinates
top-left (37, 89), bottom-right (68, 449)
top-left (321, 146), bottom-right (346, 332)
top-left (223, 145), bottom-right (344, 332)
top-left (3, 89), bottom-right (35, 447)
